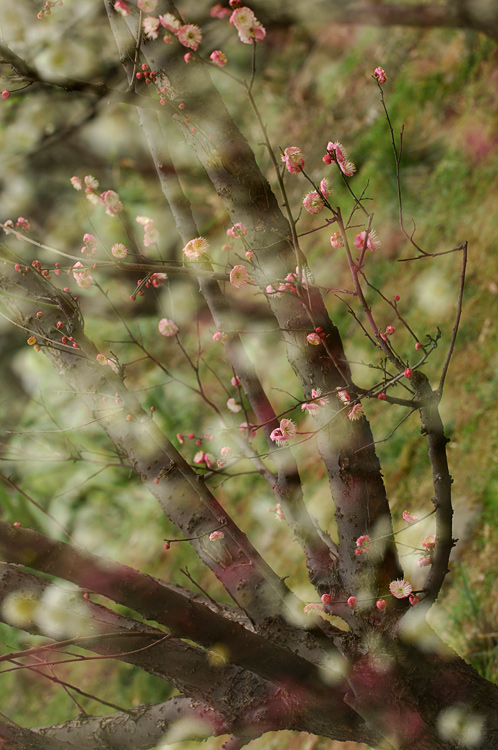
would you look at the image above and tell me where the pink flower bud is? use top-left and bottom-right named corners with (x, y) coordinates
top-left (378, 393), bottom-right (387, 401)
top-left (385, 326), bottom-right (395, 335)
top-left (404, 368), bottom-right (413, 378)
top-left (321, 593), bottom-right (332, 605)
top-left (347, 596), bottom-right (357, 607)
top-left (376, 599), bottom-right (386, 610)
top-left (1, 90), bottom-right (10, 100)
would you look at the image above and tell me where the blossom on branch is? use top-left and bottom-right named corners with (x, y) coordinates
top-left (389, 579), bottom-right (412, 599)
top-left (270, 418), bottom-right (297, 446)
top-left (183, 237), bottom-right (209, 259)
top-left (281, 146), bottom-right (304, 174)
top-left (230, 265), bottom-right (250, 287)
top-left (177, 24), bottom-right (203, 51)
top-left (303, 191), bottom-right (324, 215)
top-left (326, 141), bottom-right (356, 176)
top-left (158, 318), bottom-right (179, 337)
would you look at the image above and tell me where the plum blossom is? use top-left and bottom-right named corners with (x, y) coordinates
top-left (227, 397), bottom-right (241, 413)
top-left (303, 191), bottom-right (324, 215)
top-left (136, 216), bottom-right (159, 247)
top-left (213, 331), bottom-right (228, 343)
top-left (268, 503), bottom-right (285, 520)
top-left (70, 176), bottom-right (82, 190)
top-left (376, 599), bottom-right (386, 611)
top-left (84, 175), bottom-right (99, 190)
top-left (226, 222), bottom-right (247, 238)
top-left (319, 177), bottom-right (332, 199)
top-left (143, 16), bottom-right (160, 38)
top-left (210, 4), bottom-right (231, 18)
top-left (321, 594), bottom-right (332, 605)
top-left (348, 403), bottom-right (364, 421)
top-left (72, 262), bottom-right (93, 289)
top-left (16, 217), bottom-right (30, 231)
top-left (421, 535), bottom-right (436, 549)
top-left (354, 229), bottom-right (381, 252)
top-left (229, 7), bottom-right (266, 43)
top-left (183, 236), bottom-right (209, 259)
top-left (209, 530), bottom-right (225, 541)
top-left (404, 368), bottom-right (413, 379)
top-left (230, 264), bottom-right (250, 288)
top-left (355, 535), bottom-right (372, 554)
top-left (347, 596), bottom-right (357, 607)
top-left (417, 556), bottom-right (432, 567)
top-left (111, 243), bottom-right (127, 259)
top-left (307, 332), bottom-right (321, 346)
top-left (302, 388), bottom-right (327, 416)
top-left (326, 141), bottom-right (356, 176)
top-left (1, 90), bottom-right (10, 100)
top-left (374, 67), bottom-right (387, 84)
top-left (281, 146), bottom-right (304, 174)
top-left (389, 579), bottom-right (412, 599)
top-left (336, 389), bottom-right (351, 405)
top-left (177, 24), bottom-right (202, 51)
top-left (229, 6), bottom-right (256, 29)
top-left (114, 0), bottom-right (130, 15)
top-left (210, 50), bottom-right (228, 67)
top-left (330, 232), bottom-right (343, 249)
top-left (402, 510), bottom-right (419, 524)
top-left (158, 318), bottom-right (179, 337)
top-left (270, 418), bottom-right (297, 446)
top-left (409, 594), bottom-right (421, 606)
top-left (101, 190), bottom-right (123, 216)
top-left (159, 13), bottom-right (181, 32)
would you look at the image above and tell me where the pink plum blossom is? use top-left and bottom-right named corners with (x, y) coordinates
top-left (389, 579), bottom-right (412, 599)
top-left (101, 190), bottom-right (123, 216)
top-left (326, 141), bottom-right (356, 176)
top-left (226, 222), bottom-right (247, 238)
top-left (404, 368), bottom-right (413, 379)
top-left (212, 331), bottom-right (228, 342)
top-left (417, 556), bottom-right (432, 567)
top-left (209, 530), bottom-right (225, 541)
top-left (402, 510), bottom-right (419, 524)
top-left (16, 217), bottom-right (30, 231)
top-left (1, 90), bottom-right (10, 100)
top-left (385, 325), bottom-right (395, 335)
top-left (303, 191), bottom-right (324, 215)
top-left (270, 418), bottom-right (297, 446)
top-left (114, 0), bottom-right (130, 15)
top-left (409, 594), bottom-right (421, 606)
top-left (374, 67), bottom-right (387, 83)
top-left (72, 262), bottom-right (93, 289)
top-left (319, 178), bottom-right (332, 199)
top-left (421, 535), bottom-right (436, 549)
top-left (336, 389), bottom-right (351, 404)
top-left (281, 146), bottom-right (304, 174)
top-left (347, 596), bottom-right (357, 607)
top-left (210, 50), bottom-right (228, 67)
top-left (307, 332), bottom-right (321, 346)
top-left (111, 243), bottom-right (127, 259)
top-left (143, 16), bottom-right (160, 38)
top-left (70, 176), bottom-right (82, 190)
top-left (177, 24), bottom-right (203, 51)
top-left (321, 594), bottom-right (332, 605)
top-left (210, 4), bottom-right (231, 18)
top-left (158, 318), bottom-right (179, 337)
top-left (229, 6), bottom-right (256, 29)
top-left (330, 232), bottom-right (344, 248)
top-left (354, 229), bottom-right (381, 252)
top-left (230, 265), bottom-right (250, 288)
top-left (376, 599), bottom-right (386, 611)
top-left (356, 535), bottom-right (372, 553)
top-left (348, 404), bottom-right (364, 421)
top-left (183, 236), bottom-right (209, 259)
top-left (159, 13), bottom-right (181, 32)
top-left (227, 397), bottom-right (241, 413)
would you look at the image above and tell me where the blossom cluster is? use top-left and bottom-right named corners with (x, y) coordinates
top-left (70, 175), bottom-right (123, 217)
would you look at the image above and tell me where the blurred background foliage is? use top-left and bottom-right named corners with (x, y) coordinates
top-left (1, 0), bottom-right (498, 746)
